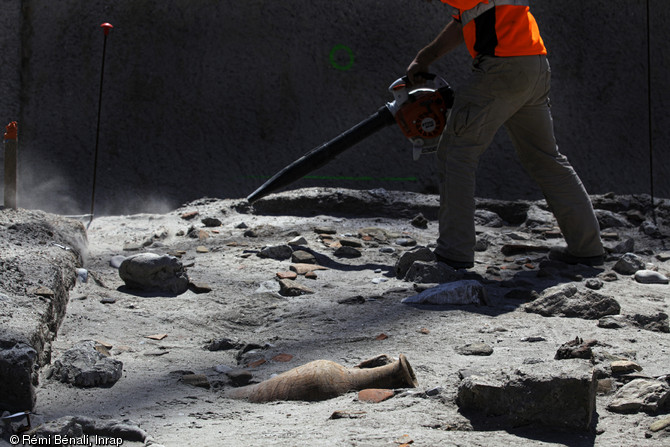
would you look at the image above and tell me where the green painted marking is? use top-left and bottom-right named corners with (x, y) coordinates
top-left (329, 44), bottom-right (354, 71)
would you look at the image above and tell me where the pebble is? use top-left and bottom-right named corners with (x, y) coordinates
top-left (649, 416), bottom-right (670, 432)
top-left (277, 279), bottom-right (315, 297)
top-left (288, 236), bottom-right (308, 246)
top-left (599, 271), bottom-right (618, 282)
top-left (455, 343), bottom-right (493, 356)
top-left (610, 360), bottom-right (643, 374)
top-left (634, 270), bottom-right (669, 284)
top-left (395, 238), bottom-right (417, 247)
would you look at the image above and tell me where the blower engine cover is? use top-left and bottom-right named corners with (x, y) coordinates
top-left (387, 75), bottom-right (454, 160)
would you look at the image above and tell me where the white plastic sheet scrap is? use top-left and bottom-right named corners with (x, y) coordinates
top-left (401, 280), bottom-right (489, 306)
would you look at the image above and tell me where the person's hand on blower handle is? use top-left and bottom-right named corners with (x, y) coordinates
top-left (406, 18), bottom-right (464, 85)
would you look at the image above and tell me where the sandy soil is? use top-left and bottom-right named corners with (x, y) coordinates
top-left (17, 189), bottom-right (670, 447)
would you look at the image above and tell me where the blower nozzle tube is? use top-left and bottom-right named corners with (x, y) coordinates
top-left (247, 105), bottom-right (395, 204)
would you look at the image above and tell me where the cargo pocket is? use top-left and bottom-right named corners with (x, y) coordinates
top-left (446, 99), bottom-right (491, 144)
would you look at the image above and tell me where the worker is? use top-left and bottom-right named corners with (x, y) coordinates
top-left (407, 0), bottom-right (605, 268)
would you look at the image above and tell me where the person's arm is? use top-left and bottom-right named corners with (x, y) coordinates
top-left (406, 19), bottom-right (464, 84)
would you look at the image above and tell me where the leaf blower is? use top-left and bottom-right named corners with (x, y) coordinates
top-left (246, 74), bottom-right (454, 203)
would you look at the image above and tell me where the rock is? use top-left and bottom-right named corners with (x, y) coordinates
top-left (288, 236), bottom-right (308, 246)
top-left (523, 204), bottom-right (555, 228)
top-left (585, 278), bottom-right (603, 290)
top-left (599, 271), bottom-right (619, 282)
top-left (596, 209), bottom-right (632, 229)
top-left (291, 250), bottom-right (316, 264)
top-left (634, 270), bottom-right (669, 284)
top-left (395, 237), bottom-right (417, 247)
top-left (657, 252), bottom-right (670, 262)
top-left (0, 343), bottom-right (38, 412)
top-left (411, 213), bottom-right (428, 229)
top-left (403, 260), bottom-right (464, 284)
top-left (626, 313), bottom-right (670, 333)
top-left (474, 209), bottom-right (503, 228)
top-left (394, 247), bottom-right (435, 279)
top-left (401, 280), bottom-right (489, 306)
top-left (258, 245), bottom-right (293, 260)
top-left (524, 284), bottom-right (620, 320)
top-left (650, 415), bottom-right (670, 432)
top-left (119, 253), bottom-right (189, 295)
top-left (613, 253), bottom-right (646, 275)
top-left (206, 338), bottom-right (242, 351)
top-left (277, 279), bottom-right (315, 297)
top-left (201, 217), bottom-right (222, 227)
top-left (474, 236), bottom-right (491, 252)
top-left (555, 337), bottom-right (596, 360)
top-left (455, 343), bottom-right (493, 356)
top-left (358, 227), bottom-right (392, 242)
top-left (641, 219), bottom-right (662, 237)
top-left (188, 282), bottom-right (212, 294)
top-left (30, 415), bottom-right (147, 443)
top-left (598, 315), bottom-right (628, 329)
top-left (182, 374), bottom-right (211, 389)
top-left (607, 379), bottom-right (670, 414)
top-left (611, 238), bottom-right (635, 254)
top-left (334, 246), bottom-right (362, 258)
top-left (49, 340), bottom-right (123, 388)
top-left (314, 226), bottom-right (336, 235)
top-left (456, 360), bottom-right (597, 430)
top-left (610, 360), bottom-right (643, 374)
top-left (276, 271), bottom-right (298, 280)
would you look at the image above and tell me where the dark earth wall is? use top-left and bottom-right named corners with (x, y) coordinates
top-left (1, 0), bottom-right (668, 215)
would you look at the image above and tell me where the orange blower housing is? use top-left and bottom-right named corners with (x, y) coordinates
top-left (386, 74), bottom-right (454, 160)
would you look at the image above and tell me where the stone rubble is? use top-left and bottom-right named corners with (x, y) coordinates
top-left (2, 189), bottom-right (670, 445)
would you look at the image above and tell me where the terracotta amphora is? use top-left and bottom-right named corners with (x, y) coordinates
top-left (227, 354), bottom-right (418, 403)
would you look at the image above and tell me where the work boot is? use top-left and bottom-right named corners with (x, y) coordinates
top-left (548, 247), bottom-right (604, 267)
top-left (434, 252), bottom-right (474, 270)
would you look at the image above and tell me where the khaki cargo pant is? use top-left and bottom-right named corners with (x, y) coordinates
top-left (435, 54), bottom-right (604, 263)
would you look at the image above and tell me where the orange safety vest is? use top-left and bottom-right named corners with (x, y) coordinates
top-left (441, 0), bottom-right (546, 58)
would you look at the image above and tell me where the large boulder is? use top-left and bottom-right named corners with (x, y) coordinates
top-left (457, 360), bottom-right (597, 431)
